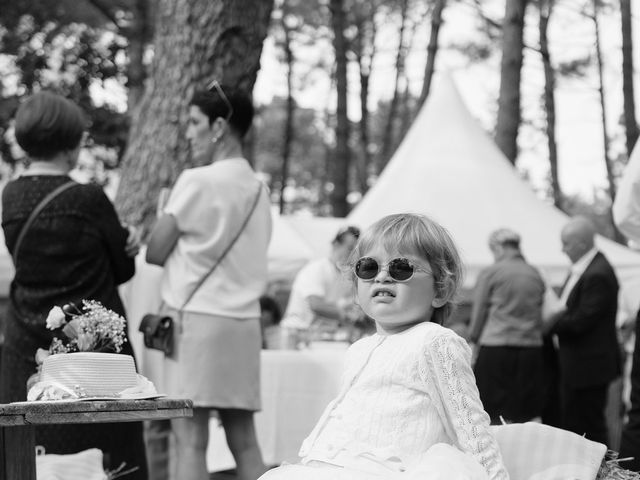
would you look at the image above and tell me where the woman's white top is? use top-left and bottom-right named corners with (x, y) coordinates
top-left (161, 158), bottom-right (272, 318)
top-left (299, 322), bottom-right (509, 480)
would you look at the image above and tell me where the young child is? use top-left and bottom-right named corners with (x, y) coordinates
top-left (260, 214), bottom-right (509, 480)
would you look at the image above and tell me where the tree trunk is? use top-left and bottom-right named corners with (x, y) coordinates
top-left (592, 0), bottom-right (623, 243)
top-left (620, 0), bottom-right (638, 157)
top-left (115, 0), bottom-right (274, 232)
top-left (593, 1), bottom-right (615, 202)
top-left (354, 5), bottom-right (378, 194)
top-left (379, 0), bottom-right (409, 171)
top-left (124, 0), bottom-right (152, 113)
top-left (329, 0), bottom-right (350, 217)
top-left (539, 0), bottom-right (563, 211)
top-left (279, 13), bottom-right (295, 214)
top-left (495, 0), bottom-right (528, 164)
top-left (358, 59), bottom-right (371, 193)
top-left (417, 0), bottom-right (446, 112)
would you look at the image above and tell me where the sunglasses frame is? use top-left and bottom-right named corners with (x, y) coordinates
top-left (354, 257), bottom-right (431, 282)
top-left (206, 80), bottom-right (234, 123)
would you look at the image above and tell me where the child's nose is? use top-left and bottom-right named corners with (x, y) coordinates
top-left (375, 266), bottom-right (393, 282)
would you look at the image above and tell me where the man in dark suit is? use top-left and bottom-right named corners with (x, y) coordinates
top-left (549, 216), bottom-right (621, 446)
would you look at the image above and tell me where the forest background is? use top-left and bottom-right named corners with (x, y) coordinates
top-left (0, 0), bottom-right (638, 243)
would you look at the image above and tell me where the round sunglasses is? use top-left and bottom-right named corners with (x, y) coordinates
top-left (354, 257), bottom-right (431, 282)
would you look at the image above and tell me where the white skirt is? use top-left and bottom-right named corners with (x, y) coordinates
top-left (259, 444), bottom-right (489, 480)
top-left (162, 307), bottom-right (261, 410)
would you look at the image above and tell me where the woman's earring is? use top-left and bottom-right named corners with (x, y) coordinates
top-left (211, 135), bottom-right (220, 144)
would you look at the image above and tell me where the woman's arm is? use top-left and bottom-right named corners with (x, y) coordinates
top-left (146, 214), bottom-right (181, 266)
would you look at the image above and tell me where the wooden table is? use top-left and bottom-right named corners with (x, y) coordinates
top-left (0, 398), bottom-right (192, 480)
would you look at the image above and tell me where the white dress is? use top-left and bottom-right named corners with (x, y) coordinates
top-left (260, 322), bottom-right (509, 480)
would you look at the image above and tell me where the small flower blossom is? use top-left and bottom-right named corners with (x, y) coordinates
top-left (45, 306), bottom-right (66, 330)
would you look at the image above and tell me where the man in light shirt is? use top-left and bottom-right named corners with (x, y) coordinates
top-left (280, 226), bottom-right (363, 344)
top-left (547, 216), bottom-right (621, 446)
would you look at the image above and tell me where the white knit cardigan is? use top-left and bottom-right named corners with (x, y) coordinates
top-left (299, 322), bottom-right (510, 480)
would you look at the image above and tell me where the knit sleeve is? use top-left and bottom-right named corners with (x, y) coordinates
top-left (423, 331), bottom-right (510, 480)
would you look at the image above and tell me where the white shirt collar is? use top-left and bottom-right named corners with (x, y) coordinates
top-left (559, 247), bottom-right (599, 305)
top-left (571, 247), bottom-right (598, 277)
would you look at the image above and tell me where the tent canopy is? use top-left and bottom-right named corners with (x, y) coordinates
top-left (347, 73), bottom-right (640, 297)
top-left (267, 209), bottom-right (317, 283)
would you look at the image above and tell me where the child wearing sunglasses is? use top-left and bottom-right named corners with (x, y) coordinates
top-left (260, 214), bottom-right (509, 480)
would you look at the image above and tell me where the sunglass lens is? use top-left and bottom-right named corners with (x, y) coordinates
top-left (389, 258), bottom-right (414, 281)
top-left (355, 257), bottom-right (379, 280)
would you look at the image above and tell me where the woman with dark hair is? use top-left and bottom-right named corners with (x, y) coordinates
top-left (0, 91), bottom-right (147, 478)
top-left (147, 83), bottom-right (271, 480)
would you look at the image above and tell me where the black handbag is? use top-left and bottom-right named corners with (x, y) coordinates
top-left (140, 181), bottom-right (264, 356)
top-left (139, 314), bottom-right (174, 355)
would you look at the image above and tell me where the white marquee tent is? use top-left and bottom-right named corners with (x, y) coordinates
top-left (346, 73), bottom-right (640, 303)
top-left (267, 209), bottom-right (318, 282)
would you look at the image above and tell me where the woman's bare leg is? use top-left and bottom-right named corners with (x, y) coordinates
top-left (218, 408), bottom-right (267, 480)
top-left (171, 407), bottom-right (210, 480)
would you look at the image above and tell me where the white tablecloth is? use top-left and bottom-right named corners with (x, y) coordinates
top-left (206, 348), bottom-right (345, 471)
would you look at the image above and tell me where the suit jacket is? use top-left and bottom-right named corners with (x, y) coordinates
top-left (551, 251), bottom-right (621, 388)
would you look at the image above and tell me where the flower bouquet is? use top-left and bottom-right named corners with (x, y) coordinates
top-left (44, 300), bottom-right (127, 355)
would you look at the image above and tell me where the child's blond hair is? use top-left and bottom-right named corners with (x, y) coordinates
top-left (348, 213), bottom-right (464, 325)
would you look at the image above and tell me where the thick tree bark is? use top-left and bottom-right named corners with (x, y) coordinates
top-left (495, 0), bottom-right (528, 164)
top-left (539, 0), bottom-right (562, 211)
top-left (124, 0), bottom-right (152, 113)
top-left (417, 0), bottom-right (446, 111)
top-left (620, 0), bottom-right (638, 157)
top-left (329, 0), bottom-right (350, 217)
top-left (115, 0), bottom-right (274, 231)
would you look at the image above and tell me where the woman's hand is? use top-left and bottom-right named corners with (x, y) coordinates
top-left (125, 224), bottom-right (142, 258)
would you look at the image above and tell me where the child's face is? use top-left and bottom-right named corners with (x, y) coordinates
top-left (355, 245), bottom-right (445, 335)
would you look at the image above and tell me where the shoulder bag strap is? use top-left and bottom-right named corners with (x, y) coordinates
top-left (180, 181), bottom-right (265, 310)
top-left (12, 180), bottom-right (78, 265)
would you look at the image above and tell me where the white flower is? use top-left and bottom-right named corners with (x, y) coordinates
top-left (35, 348), bottom-right (50, 365)
top-left (45, 306), bottom-right (66, 330)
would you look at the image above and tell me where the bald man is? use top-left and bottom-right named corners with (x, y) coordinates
top-left (548, 216), bottom-right (621, 445)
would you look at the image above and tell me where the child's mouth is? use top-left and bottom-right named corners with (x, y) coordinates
top-left (373, 289), bottom-right (395, 298)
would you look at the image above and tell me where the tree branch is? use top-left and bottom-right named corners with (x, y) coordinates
top-left (469, 0), bottom-right (502, 32)
top-left (83, 0), bottom-right (121, 29)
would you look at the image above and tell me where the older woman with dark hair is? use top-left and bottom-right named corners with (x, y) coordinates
top-left (147, 83), bottom-right (272, 480)
top-left (0, 91), bottom-right (147, 478)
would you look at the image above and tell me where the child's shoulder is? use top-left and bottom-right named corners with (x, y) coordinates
top-left (412, 321), bottom-right (461, 340)
top-left (408, 324), bottom-right (472, 370)
top-left (407, 322), bottom-right (469, 352)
